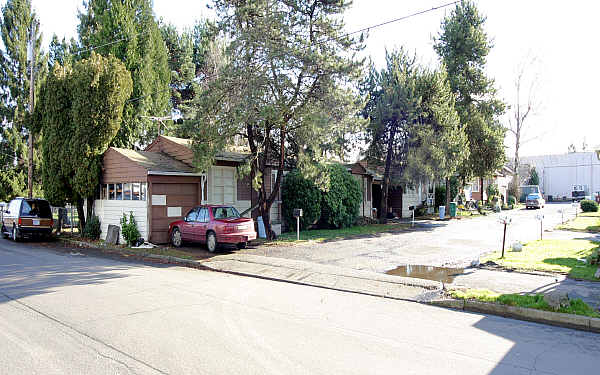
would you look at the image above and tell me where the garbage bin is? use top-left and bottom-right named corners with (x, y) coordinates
top-left (439, 205), bottom-right (446, 219)
top-left (449, 202), bottom-right (457, 218)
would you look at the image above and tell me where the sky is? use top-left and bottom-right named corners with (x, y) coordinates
top-left (12, 0), bottom-right (600, 157)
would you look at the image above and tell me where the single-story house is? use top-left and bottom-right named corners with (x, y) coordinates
top-left (465, 166), bottom-right (513, 203)
top-left (93, 135), bottom-right (286, 244)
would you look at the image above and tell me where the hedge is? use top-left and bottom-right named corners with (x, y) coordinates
top-left (580, 199), bottom-right (598, 213)
top-left (281, 170), bottom-right (322, 230)
top-left (320, 164), bottom-right (362, 228)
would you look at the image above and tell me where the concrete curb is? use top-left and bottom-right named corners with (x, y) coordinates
top-left (429, 298), bottom-right (600, 334)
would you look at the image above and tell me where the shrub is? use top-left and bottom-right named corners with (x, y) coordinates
top-left (320, 164), bottom-right (362, 228)
top-left (580, 200), bottom-right (598, 213)
top-left (120, 211), bottom-right (140, 246)
top-left (508, 195), bottom-right (517, 206)
top-left (486, 183), bottom-right (499, 203)
top-left (82, 215), bottom-right (101, 240)
top-left (281, 169), bottom-right (322, 230)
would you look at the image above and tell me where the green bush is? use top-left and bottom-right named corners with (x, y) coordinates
top-left (281, 169), bottom-right (322, 230)
top-left (580, 200), bottom-right (598, 212)
top-left (82, 215), bottom-right (101, 240)
top-left (434, 185), bottom-right (446, 208)
top-left (486, 183), bottom-right (499, 203)
top-left (120, 211), bottom-right (140, 246)
top-left (508, 195), bottom-right (517, 206)
top-left (320, 164), bottom-right (362, 228)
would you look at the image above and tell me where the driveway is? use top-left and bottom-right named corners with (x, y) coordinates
top-left (241, 202), bottom-right (587, 273)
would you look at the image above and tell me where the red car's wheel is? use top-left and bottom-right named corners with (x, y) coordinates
top-left (206, 232), bottom-right (217, 253)
top-left (171, 227), bottom-right (182, 247)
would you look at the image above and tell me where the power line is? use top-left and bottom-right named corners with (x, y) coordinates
top-left (125, 1), bottom-right (458, 105)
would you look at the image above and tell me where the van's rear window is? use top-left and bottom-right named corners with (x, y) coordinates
top-left (20, 200), bottom-right (52, 218)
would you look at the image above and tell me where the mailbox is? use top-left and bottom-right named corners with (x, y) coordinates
top-left (408, 205), bottom-right (415, 211)
top-left (293, 208), bottom-right (303, 218)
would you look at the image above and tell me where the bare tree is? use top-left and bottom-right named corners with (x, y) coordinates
top-left (507, 55), bottom-right (541, 196)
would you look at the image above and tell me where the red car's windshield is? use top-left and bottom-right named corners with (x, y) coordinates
top-left (211, 206), bottom-right (240, 219)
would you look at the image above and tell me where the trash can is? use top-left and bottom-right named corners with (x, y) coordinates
top-left (449, 202), bottom-right (457, 218)
top-left (439, 205), bottom-right (446, 219)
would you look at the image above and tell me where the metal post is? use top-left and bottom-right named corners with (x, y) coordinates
top-left (540, 219), bottom-right (543, 240)
top-left (412, 209), bottom-right (415, 227)
top-left (296, 216), bottom-right (299, 241)
top-left (70, 205), bottom-right (73, 235)
top-left (501, 223), bottom-right (507, 258)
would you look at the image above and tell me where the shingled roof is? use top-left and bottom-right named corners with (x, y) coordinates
top-left (111, 147), bottom-right (196, 174)
top-left (158, 135), bottom-right (250, 163)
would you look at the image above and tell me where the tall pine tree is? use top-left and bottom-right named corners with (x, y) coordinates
top-left (434, 0), bottom-right (506, 199)
top-left (77, 0), bottom-right (170, 147)
top-left (0, 0), bottom-right (46, 200)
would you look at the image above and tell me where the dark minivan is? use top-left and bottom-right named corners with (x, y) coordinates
top-left (2, 198), bottom-right (53, 241)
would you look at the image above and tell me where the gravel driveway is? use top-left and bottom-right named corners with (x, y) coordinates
top-left (242, 202), bottom-right (589, 273)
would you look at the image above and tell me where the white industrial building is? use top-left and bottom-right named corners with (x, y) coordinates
top-left (520, 151), bottom-right (600, 200)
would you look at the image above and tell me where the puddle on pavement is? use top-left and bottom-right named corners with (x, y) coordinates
top-left (386, 265), bottom-right (465, 284)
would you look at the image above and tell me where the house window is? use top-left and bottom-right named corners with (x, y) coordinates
top-left (115, 183), bottom-right (123, 200)
top-left (123, 183), bottom-right (132, 200)
top-left (102, 182), bottom-right (146, 201)
top-left (132, 183), bottom-right (140, 200)
top-left (472, 183), bottom-right (479, 193)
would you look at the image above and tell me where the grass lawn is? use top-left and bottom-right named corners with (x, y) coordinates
top-left (557, 211), bottom-right (600, 232)
top-left (274, 223), bottom-right (411, 243)
top-left (450, 289), bottom-right (600, 318)
top-left (481, 239), bottom-right (599, 280)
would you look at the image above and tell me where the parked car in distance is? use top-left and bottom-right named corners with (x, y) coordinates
top-left (571, 184), bottom-right (591, 202)
top-left (1, 197), bottom-right (53, 241)
top-left (168, 205), bottom-right (256, 252)
top-left (525, 193), bottom-right (545, 209)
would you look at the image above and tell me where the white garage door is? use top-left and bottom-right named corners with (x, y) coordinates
top-left (211, 167), bottom-right (235, 204)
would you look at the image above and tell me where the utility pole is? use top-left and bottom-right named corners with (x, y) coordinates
top-left (27, 30), bottom-right (36, 199)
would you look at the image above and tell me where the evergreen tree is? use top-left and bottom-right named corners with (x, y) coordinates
top-left (0, 0), bottom-right (47, 200)
top-left (39, 52), bottom-right (132, 228)
top-left (77, 0), bottom-right (170, 147)
top-left (191, 0), bottom-right (365, 238)
top-left (434, 0), bottom-right (506, 197)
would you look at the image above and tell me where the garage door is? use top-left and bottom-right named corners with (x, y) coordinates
top-left (151, 183), bottom-right (199, 243)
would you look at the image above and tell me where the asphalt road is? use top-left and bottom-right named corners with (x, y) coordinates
top-left (240, 202), bottom-right (590, 271)
top-left (1, 239), bottom-right (599, 374)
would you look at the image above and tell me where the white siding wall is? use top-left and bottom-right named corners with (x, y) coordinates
top-left (521, 152), bottom-right (600, 199)
top-left (94, 200), bottom-right (148, 243)
top-left (402, 187), bottom-right (421, 218)
top-left (237, 199), bottom-right (251, 217)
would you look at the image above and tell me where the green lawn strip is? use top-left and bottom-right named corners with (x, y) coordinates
top-left (450, 289), bottom-right (600, 318)
top-left (557, 211), bottom-right (600, 232)
top-left (273, 223), bottom-right (411, 243)
top-left (481, 239), bottom-right (599, 281)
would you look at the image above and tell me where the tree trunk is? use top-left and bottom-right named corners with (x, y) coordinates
top-left (480, 176), bottom-right (484, 203)
top-left (514, 139), bottom-right (520, 201)
top-left (76, 199), bottom-right (86, 232)
top-left (86, 197), bottom-right (94, 222)
top-left (380, 131), bottom-right (395, 224)
top-left (445, 177), bottom-right (451, 217)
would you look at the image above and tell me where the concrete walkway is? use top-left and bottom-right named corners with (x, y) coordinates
top-left (202, 254), bottom-right (443, 302)
top-left (449, 267), bottom-right (600, 309)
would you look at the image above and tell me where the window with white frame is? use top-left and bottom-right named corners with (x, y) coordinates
top-left (100, 183), bottom-right (147, 201)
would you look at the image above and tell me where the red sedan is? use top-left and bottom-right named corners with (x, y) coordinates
top-left (168, 205), bottom-right (257, 252)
